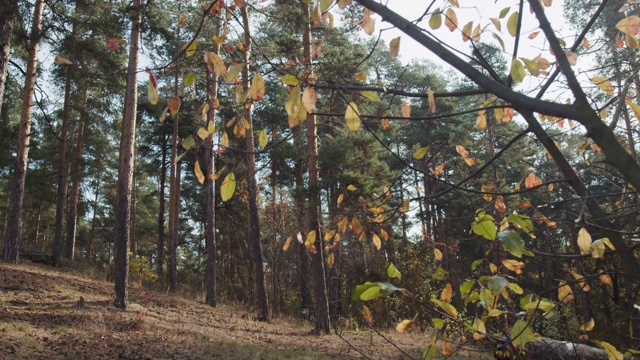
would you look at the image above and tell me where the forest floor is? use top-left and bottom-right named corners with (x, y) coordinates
top-left (0, 261), bottom-right (491, 359)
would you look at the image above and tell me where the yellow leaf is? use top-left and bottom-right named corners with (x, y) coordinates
top-left (577, 227), bottom-right (592, 254)
top-left (54, 55), bottom-right (74, 65)
top-left (362, 305), bottom-right (373, 325)
top-left (616, 15), bottom-right (640, 36)
top-left (220, 172), bottom-right (236, 202)
top-left (249, 73), bottom-right (265, 101)
top-left (194, 160), bottom-right (205, 185)
top-left (413, 146), bottom-right (429, 160)
top-left (168, 96), bottom-right (181, 116)
top-left (626, 99), bottom-right (640, 122)
top-left (380, 228), bottom-right (389, 241)
top-left (431, 163), bottom-right (445, 176)
top-left (529, 31), bottom-right (540, 39)
top-left (464, 157), bottom-right (476, 167)
top-left (495, 195), bottom-right (506, 213)
top-left (445, 8), bottom-right (458, 32)
top-left (427, 89), bottom-right (436, 113)
top-left (558, 281), bottom-right (574, 304)
top-left (282, 236), bottom-right (293, 251)
top-left (389, 37), bottom-right (400, 57)
top-left (434, 248), bottom-right (443, 262)
top-left (570, 270), bottom-right (591, 292)
top-left (593, 341), bottom-right (624, 360)
top-left (350, 217), bottom-right (363, 236)
top-left (302, 87), bottom-right (317, 113)
top-left (473, 318), bottom-right (486, 340)
top-left (337, 194), bottom-right (344, 206)
top-left (400, 199), bottom-right (409, 213)
top-left (501, 259), bottom-right (525, 274)
top-left (362, 8), bottom-right (375, 35)
top-left (442, 340), bottom-right (452, 356)
top-left (440, 283), bottom-right (453, 303)
top-left (305, 230), bottom-right (317, 251)
top-left (489, 263), bottom-right (498, 274)
top-left (455, 145), bottom-right (469, 158)
top-left (259, 130), bottom-right (268, 149)
top-left (395, 314), bottom-right (418, 333)
top-left (327, 252), bottom-right (334, 268)
top-left (345, 102), bottom-right (361, 132)
top-left (372, 233), bottom-right (382, 250)
top-left (600, 274), bottom-right (613, 286)
top-left (401, 100), bottom-right (411, 118)
top-left (581, 318), bottom-right (595, 332)
top-left (590, 76), bottom-right (614, 96)
top-left (347, 184), bottom-right (357, 191)
top-left (204, 51), bottom-right (227, 76)
top-left (525, 172), bottom-right (537, 189)
top-left (159, 106), bottom-right (168, 123)
top-left (488, 309), bottom-right (504, 317)
top-left (476, 113), bottom-right (487, 130)
top-left (462, 21), bottom-right (473, 42)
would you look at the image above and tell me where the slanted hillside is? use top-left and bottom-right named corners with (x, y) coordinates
top-left (0, 262), bottom-right (471, 359)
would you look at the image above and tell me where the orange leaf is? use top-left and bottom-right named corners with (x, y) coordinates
top-left (455, 145), bottom-right (469, 158)
top-left (401, 100), bottom-right (411, 118)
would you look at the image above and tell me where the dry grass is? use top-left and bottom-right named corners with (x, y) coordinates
top-left (0, 262), bottom-right (491, 359)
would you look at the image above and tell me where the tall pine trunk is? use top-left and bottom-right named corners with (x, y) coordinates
top-left (294, 127), bottom-right (312, 319)
top-left (113, 0), bottom-right (142, 309)
top-left (302, 2), bottom-right (330, 334)
top-left (0, 0), bottom-right (17, 117)
top-left (157, 134), bottom-right (167, 282)
top-left (205, 13), bottom-right (222, 308)
top-left (65, 84), bottom-right (88, 260)
top-left (2, 0), bottom-right (45, 263)
top-left (241, 5), bottom-right (269, 322)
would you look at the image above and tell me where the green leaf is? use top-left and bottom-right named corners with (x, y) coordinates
top-left (471, 258), bottom-right (484, 271)
top-left (345, 102), bottom-right (361, 132)
top-left (510, 58), bottom-right (526, 83)
top-left (225, 63), bottom-right (244, 84)
top-left (182, 135), bottom-right (196, 151)
top-left (497, 230), bottom-right (525, 258)
top-left (511, 320), bottom-right (542, 350)
top-left (429, 9), bottom-right (442, 30)
top-left (488, 275), bottom-right (508, 296)
top-left (220, 172), bottom-right (236, 202)
top-left (361, 91), bottom-right (381, 102)
top-left (460, 280), bottom-right (474, 300)
top-left (186, 41), bottom-right (197, 57)
top-left (413, 146), bottom-right (430, 160)
top-left (184, 72), bottom-right (196, 87)
top-left (258, 129), bottom-right (268, 149)
top-left (387, 263), bottom-right (402, 280)
top-left (432, 318), bottom-right (445, 329)
top-left (498, 7), bottom-right (510, 19)
top-left (360, 285), bottom-right (381, 301)
top-left (432, 267), bottom-right (448, 281)
top-left (507, 214), bottom-right (534, 234)
top-left (507, 11), bottom-right (519, 36)
top-left (507, 282), bottom-right (524, 294)
top-left (472, 214), bottom-right (497, 240)
top-left (522, 296), bottom-right (555, 312)
top-left (281, 74), bottom-right (301, 86)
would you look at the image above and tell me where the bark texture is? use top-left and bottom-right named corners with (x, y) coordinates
top-left (0, 0), bottom-right (17, 117)
top-left (2, 0), bottom-right (45, 263)
top-left (113, 0), bottom-right (142, 309)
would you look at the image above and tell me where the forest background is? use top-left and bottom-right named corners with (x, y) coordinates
top-left (1, 0), bottom-right (640, 358)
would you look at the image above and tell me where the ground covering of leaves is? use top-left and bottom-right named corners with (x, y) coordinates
top-left (0, 262), bottom-right (488, 359)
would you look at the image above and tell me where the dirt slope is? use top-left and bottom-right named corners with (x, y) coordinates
top-left (0, 262), bottom-right (441, 359)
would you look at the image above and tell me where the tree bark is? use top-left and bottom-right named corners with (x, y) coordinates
top-left (205, 12), bottom-right (222, 308)
top-left (65, 84), bottom-right (88, 261)
top-left (157, 134), bottom-right (167, 282)
top-left (303, 2), bottom-right (330, 334)
top-left (294, 127), bottom-right (313, 319)
top-left (241, 5), bottom-right (269, 322)
top-left (2, 0), bottom-right (45, 263)
top-left (0, 0), bottom-right (18, 117)
top-left (113, 0), bottom-right (142, 309)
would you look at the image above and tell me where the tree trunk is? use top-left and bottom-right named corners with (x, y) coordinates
top-left (303, 2), bottom-right (330, 334)
top-left (0, 0), bottom-right (17, 117)
top-left (2, 0), bottom-right (45, 263)
top-left (241, 5), bottom-right (269, 322)
top-left (157, 134), bottom-right (167, 282)
top-left (52, 69), bottom-right (73, 267)
top-left (205, 13), bottom-right (222, 308)
top-left (88, 166), bottom-right (101, 260)
top-left (294, 127), bottom-right (313, 319)
top-left (167, 113), bottom-right (179, 293)
top-left (113, 0), bottom-right (142, 309)
top-left (65, 84), bottom-right (88, 261)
